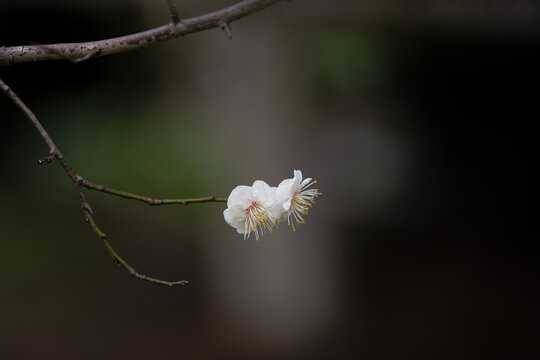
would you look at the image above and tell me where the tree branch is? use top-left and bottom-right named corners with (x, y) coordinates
top-left (0, 0), bottom-right (283, 65)
top-left (86, 214), bottom-right (188, 286)
top-left (78, 177), bottom-right (227, 205)
top-left (0, 76), bottom-right (207, 286)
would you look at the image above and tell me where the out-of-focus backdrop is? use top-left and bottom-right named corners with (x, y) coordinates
top-left (0, 0), bottom-right (538, 359)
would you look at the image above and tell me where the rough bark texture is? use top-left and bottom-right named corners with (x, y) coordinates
top-left (0, 0), bottom-right (282, 65)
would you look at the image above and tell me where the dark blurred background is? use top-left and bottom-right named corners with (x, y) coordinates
top-left (0, 0), bottom-right (538, 359)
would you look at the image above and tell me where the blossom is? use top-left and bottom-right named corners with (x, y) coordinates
top-left (223, 171), bottom-right (320, 239)
top-left (223, 180), bottom-right (276, 240)
top-left (273, 170), bottom-right (320, 231)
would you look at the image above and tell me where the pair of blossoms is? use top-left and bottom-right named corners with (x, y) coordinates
top-left (223, 170), bottom-right (320, 240)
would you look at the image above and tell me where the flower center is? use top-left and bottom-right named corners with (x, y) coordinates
top-left (243, 201), bottom-right (274, 240)
top-left (287, 181), bottom-right (320, 231)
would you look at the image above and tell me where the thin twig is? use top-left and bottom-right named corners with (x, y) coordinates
top-left (78, 177), bottom-right (226, 205)
top-left (86, 214), bottom-right (188, 286)
top-left (219, 22), bottom-right (233, 39)
top-left (0, 77), bottom-right (191, 286)
top-left (0, 0), bottom-right (283, 65)
top-left (166, 0), bottom-right (181, 24)
top-left (37, 154), bottom-right (56, 166)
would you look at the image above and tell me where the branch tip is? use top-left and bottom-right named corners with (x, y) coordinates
top-left (37, 154), bottom-right (56, 166)
top-left (219, 22), bottom-right (233, 39)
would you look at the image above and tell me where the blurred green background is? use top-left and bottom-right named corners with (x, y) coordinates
top-left (0, 0), bottom-right (538, 359)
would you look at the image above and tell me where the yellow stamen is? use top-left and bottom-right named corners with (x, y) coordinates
top-left (240, 201), bottom-right (274, 240)
top-left (286, 179), bottom-right (321, 230)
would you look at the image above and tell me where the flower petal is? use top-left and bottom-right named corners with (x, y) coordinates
top-left (227, 185), bottom-right (252, 208)
top-left (282, 198), bottom-right (292, 212)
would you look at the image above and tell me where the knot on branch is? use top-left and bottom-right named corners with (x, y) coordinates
top-left (82, 201), bottom-right (94, 215)
top-left (37, 154), bottom-right (56, 166)
top-left (147, 198), bottom-right (163, 206)
top-left (71, 48), bottom-right (100, 64)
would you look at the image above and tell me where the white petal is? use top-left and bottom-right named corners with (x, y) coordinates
top-left (227, 185), bottom-right (251, 208)
top-left (277, 178), bottom-right (294, 193)
top-left (252, 180), bottom-right (275, 205)
top-left (252, 179), bottom-right (270, 196)
top-left (282, 198), bottom-right (292, 212)
top-left (293, 169), bottom-right (303, 181)
top-left (292, 170), bottom-right (303, 189)
top-left (236, 226), bottom-right (249, 235)
top-left (223, 204), bottom-right (244, 228)
top-left (265, 186), bottom-right (278, 207)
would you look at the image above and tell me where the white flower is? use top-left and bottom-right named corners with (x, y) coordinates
top-left (223, 180), bottom-right (277, 240)
top-left (273, 170), bottom-right (320, 231)
top-left (223, 171), bottom-right (321, 239)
